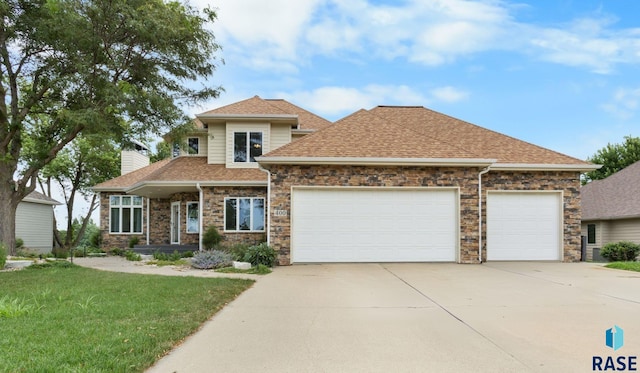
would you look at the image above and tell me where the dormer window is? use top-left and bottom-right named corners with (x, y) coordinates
top-left (234, 132), bottom-right (262, 162)
top-left (187, 137), bottom-right (199, 155)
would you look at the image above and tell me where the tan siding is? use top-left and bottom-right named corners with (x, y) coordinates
top-left (16, 202), bottom-right (54, 253)
top-left (208, 125), bottom-right (225, 164)
top-left (608, 218), bottom-right (640, 244)
top-left (225, 123), bottom-right (270, 169)
top-left (121, 151), bottom-right (150, 175)
top-left (270, 123), bottom-right (292, 151)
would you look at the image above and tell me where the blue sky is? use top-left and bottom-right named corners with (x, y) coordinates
top-left (187, 0), bottom-right (640, 161)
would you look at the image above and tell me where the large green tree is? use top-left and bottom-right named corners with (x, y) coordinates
top-left (0, 0), bottom-right (222, 254)
top-left (36, 134), bottom-right (120, 252)
top-left (584, 136), bottom-right (640, 183)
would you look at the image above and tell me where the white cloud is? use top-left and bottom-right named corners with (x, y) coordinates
top-left (601, 87), bottom-right (640, 119)
top-left (191, 1), bottom-right (640, 75)
top-left (277, 85), bottom-right (428, 119)
top-left (430, 86), bottom-right (469, 103)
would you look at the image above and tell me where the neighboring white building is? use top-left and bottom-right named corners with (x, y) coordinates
top-left (16, 191), bottom-right (61, 254)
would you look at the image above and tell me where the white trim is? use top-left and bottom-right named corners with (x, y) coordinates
top-left (196, 183), bottom-right (203, 251)
top-left (257, 156), bottom-right (497, 167)
top-left (491, 163), bottom-right (600, 171)
top-left (196, 113), bottom-right (298, 121)
top-left (223, 197), bottom-right (266, 233)
top-left (146, 197), bottom-right (150, 245)
top-left (170, 202), bottom-right (180, 244)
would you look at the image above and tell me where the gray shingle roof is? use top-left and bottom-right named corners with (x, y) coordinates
top-left (581, 160), bottom-right (640, 220)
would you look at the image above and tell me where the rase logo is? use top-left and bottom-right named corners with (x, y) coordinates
top-left (593, 325), bottom-right (637, 371)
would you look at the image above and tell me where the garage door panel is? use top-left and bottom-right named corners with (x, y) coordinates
top-left (487, 192), bottom-right (561, 261)
top-left (292, 188), bottom-right (457, 263)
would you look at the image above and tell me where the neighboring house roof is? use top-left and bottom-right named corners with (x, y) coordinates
top-left (196, 96), bottom-right (331, 131)
top-left (581, 160), bottom-right (640, 220)
top-left (93, 157), bottom-right (266, 197)
top-left (22, 191), bottom-right (61, 206)
top-left (260, 105), bottom-right (595, 170)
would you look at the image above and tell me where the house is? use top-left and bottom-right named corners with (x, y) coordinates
top-left (93, 96), bottom-right (598, 264)
top-left (581, 161), bottom-right (640, 260)
top-left (16, 191), bottom-right (61, 254)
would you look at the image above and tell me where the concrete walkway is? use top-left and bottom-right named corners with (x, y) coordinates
top-left (73, 256), bottom-right (262, 280)
top-left (142, 262), bottom-right (640, 373)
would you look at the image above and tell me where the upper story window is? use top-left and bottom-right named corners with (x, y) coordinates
top-left (110, 195), bottom-right (143, 234)
top-left (234, 132), bottom-right (262, 162)
top-left (187, 138), bottom-right (199, 155)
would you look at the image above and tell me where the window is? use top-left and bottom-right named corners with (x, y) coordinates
top-left (110, 195), bottom-right (143, 233)
top-left (587, 224), bottom-right (596, 244)
top-left (172, 143), bottom-right (180, 158)
top-left (224, 197), bottom-right (265, 231)
top-left (233, 132), bottom-right (262, 162)
top-left (186, 202), bottom-right (199, 233)
top-left (187, 137), bottom-right (199, 155)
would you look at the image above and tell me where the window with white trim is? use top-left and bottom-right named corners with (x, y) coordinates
top-left (110, 195), bottom-right (143, 233)
top-left (233, 132), bottom-right (262, 162)
top-left (224, 197), bottom-right (265, 231)
top-left (186, 202), bottom-right (199, 233)
top-left (187, 137), bottom-right (199, 155)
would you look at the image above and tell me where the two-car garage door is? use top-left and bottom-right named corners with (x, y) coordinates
top-left (291, 188), bottom-right (457, 263)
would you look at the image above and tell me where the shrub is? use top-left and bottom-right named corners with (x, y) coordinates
top-left (243, 243), bottom-right (277, 267)
top-left (15, 238), bottom-right (24, 250)
top-left (222, 243), bottom-right (250, 261)
top-left (182, 250), bottom-right (194, 258)
top-left (601, 241), bottom-right (640, 262)
top-left (153, 250), bottom-right (183, 262)
top-left (124, 250), bottom-right (141, 262)
top-left (89, 230), bottom-right (102, 248)
top-left (27, 261), bottom-right (76, 270)
top-left (128, 236), bottom-right (140, 249)
top-left (110, 248), bottom-right (125, 256)
top-left (0, 244), bottom-right (6, 269)
top-left (202, 226), bottom-right (222, 250)
top-left (191, 250), bottom-right (233, 270)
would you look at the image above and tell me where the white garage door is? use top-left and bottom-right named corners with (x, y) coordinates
top-left (291, 188), bottom-right (457, 263)
top-left (487, 192), bottom-right (562, 261)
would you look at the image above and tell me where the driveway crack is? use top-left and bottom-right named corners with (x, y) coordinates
top-left (381, 264), bottom-right (528, 368)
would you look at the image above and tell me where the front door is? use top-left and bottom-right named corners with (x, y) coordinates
top-left (171, 202), bottom-right (180, 244)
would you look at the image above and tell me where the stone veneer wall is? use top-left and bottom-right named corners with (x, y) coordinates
top-left (99, 192), bottom-right (147, 249)
top-left (202, 186), bottom-right (267, 247)
top-left (101, 188), bottom-right (268, 250)
top-left (483, 171), bottom-right (582, 262)
top-left (266, 165), bottom-right (582, 265)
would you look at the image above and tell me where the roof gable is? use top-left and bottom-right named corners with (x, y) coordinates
top-left (582, 160), bottom-right (640, 220)
top-left (264, 99), bottom-right (332, 131)
top-left (261, 105), bottom-right (592, 167)
top-left (369, 106), bottom-right (586, 165)
top-left (200, 96), bottom-right (291, 116)
top-left (263, 109), bottom-right (481, 160)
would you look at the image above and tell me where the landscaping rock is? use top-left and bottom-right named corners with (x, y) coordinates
top-left (233, 261), bottom-right (251, 270)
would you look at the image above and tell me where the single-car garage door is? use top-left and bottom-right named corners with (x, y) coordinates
top-left (486, 192), bottom-right (562, 261)
top-left (291, 188), bottom-right (458, 263)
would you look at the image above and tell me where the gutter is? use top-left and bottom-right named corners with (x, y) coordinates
top-left (478, 166), bottom-right (491, 263)
top-left (257, 166), bottom-right (271, 246)
top-left (196, 182), bottom-right (203, 251)
top-left (146, 197), bottom-right (150, 246)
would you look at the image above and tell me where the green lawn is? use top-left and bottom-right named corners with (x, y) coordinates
top-left (605, 261), bottom-right (640, 272)
top-left (0, 262), bottom-right (254, 372)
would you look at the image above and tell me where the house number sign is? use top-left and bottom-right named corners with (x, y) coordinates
top-left (274, 209), bottom-right (288, 217)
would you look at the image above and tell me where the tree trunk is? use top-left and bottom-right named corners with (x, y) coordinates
top-left (0, 187), bottom-right (19, 256)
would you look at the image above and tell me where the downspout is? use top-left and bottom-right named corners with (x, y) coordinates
top-left (146, 197), bottom-right (150, 245)
top-left (478, 166), bottom-right (491, 263)
top-left (258, 166), bottom-right (271, 246)
top-left (196, 183), bottom-right (203, 251)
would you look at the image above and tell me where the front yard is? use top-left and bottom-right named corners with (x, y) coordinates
top-left (0, 262), bottom-right (254, 372)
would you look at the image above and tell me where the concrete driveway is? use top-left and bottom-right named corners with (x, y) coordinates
top-left (147, 262), bottom-right (640, 373)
